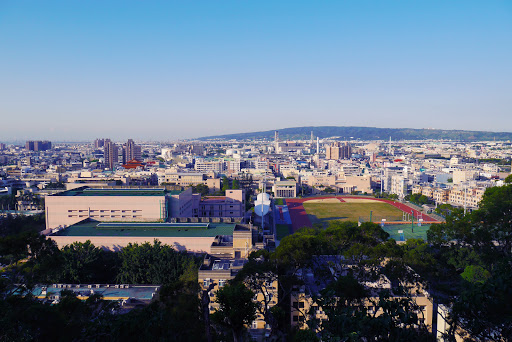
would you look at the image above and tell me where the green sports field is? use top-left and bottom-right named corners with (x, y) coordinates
top-left (303, 200), bottom-right (404, 228)
top-left (382, 224), bottom-right (430, 241)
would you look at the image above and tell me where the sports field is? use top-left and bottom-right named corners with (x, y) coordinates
top-left (303, 200), bottom-right (403, 228)
top-left (382, 224), bottom-right (431, 241)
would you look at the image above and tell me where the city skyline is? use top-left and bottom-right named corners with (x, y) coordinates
top-left (1, 1), bottom-right (511, 141)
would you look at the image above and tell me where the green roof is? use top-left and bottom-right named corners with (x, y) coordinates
top-left (54, 187), bottom-right (179, 197)
top-left (53, 220), bottom-right (236, 237)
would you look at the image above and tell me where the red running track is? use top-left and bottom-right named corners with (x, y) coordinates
top-left (285, 196), bottom-right (437, 232)
top-left (286, 196), bottom-right (345, 233)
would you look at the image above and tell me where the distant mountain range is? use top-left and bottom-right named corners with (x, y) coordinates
top-left (197, 126), bottom-right (512, 141)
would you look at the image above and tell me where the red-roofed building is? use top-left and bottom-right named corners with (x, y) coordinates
top-left (122, 159), bottom-right (145, 169)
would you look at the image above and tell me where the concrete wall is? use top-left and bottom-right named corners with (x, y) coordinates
top-left (49, 235), bottom-right (215, 253)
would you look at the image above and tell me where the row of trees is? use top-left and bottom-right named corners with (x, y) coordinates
top-left (406, 193), bottom-right (434, 206)
top-left (1, 235), bottom-right (201, 286)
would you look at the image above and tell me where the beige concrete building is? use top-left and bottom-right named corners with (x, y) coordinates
top-left (337, 175), bottom-right (373, 194)
top-left (199, 224), bottom-right (277, 339)
top-left (195, 160), bottom-right (225, 173)
top-left (305, 175), bottom-right (336, 188)
top-left (273, 180), bottom-right (297, 198)
top-left (290, 260), bottom-right (435, 335)
top-left (449, 186), bottom-right (486, 209)
top-left (45, 187), bottom-right (169, 230)
top-left (48, 220), bottom-right (245, 253)
top-left (158, 171), bottom-right (221, 192)
top-left (433, 188), bottom-right (450, 204)
top-left (199, 189), bottom-right (245, 218)
top-left (325, 142), bottom-right (352, 160)
top-left (452, 170), bottom-right (479, 185)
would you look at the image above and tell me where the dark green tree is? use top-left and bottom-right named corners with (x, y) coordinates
top-left (116, 240), bottom-right (198, 284)
top-left (193, 183), bottom-right (210, 196)
top-left (211, 282), bottom-right (258, 342)
top-left (232, 179), bottom-right (240, 190)
top-left (222, 177), bottom-right (230, 193)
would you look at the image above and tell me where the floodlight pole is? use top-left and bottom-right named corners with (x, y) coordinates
top-left (411, 210), bottom-right (414, 233)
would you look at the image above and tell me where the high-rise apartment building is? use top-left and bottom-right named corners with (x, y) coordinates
top-left (94, 139), bottom-right (105, 149)
top-left (25, 140), bottom-right (51, 151)
top-left (104, 139), bottom-right (118, 170)
top-left (325, 141), bottom-right (351, 160)
top-left (122, 139), bottom-right (142, 164)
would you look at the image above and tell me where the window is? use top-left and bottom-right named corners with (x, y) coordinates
top-left (292, 316), bottom-right (299, 322)
top-left (219, 279), bottom-right (226, 287)
top-left (299, 302), bottom-right (305, 309)
top-left (292, 302), bottom-right (298, 309)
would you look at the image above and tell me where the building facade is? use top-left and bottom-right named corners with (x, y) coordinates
top-left (104, 139), bottom-right (118, 170)
top-left (325, 142), bottom-right (351, 160)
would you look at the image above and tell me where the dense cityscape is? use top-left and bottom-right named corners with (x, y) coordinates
top-left (1, 132), bottom-right (511, 341)
top-left (2, 1), bottom-right (512, 341)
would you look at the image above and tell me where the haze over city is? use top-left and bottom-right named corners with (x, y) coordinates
top-left (1, 1), bottom-right (511, 141)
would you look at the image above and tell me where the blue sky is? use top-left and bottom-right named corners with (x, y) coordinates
top-left (0, 1), bottom-right (511, 141)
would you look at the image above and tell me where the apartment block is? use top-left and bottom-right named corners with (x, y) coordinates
top-left (195, 160), bottom-right (226, 173)
top-left (325, 141), bottom-right (351, 160)
top-left (448, 187), bottom-right (486, 209)
top-left (25, 140), bottom-right (51, 151)
top-left (123, 139), bottom-right (142, 164)
top-left (104, 139), bottom-right (118, 170)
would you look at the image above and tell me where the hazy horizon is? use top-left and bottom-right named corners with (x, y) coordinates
top-left (1, 1), bottom-right (511, 141)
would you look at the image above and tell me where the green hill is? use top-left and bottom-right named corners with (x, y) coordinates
top-left (197, 126), bottom-right (512, 141)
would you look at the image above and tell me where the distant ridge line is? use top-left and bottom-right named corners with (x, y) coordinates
top-left (196, 126), bottom-right (512, 141)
